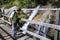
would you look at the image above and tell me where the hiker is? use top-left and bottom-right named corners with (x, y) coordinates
top-left (9, 8), bottom-right (22, 38)
top-left (9, 8), bottom-right (29, 38)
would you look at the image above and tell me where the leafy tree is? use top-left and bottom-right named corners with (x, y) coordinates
top-left (0, 0), bottom-right (14, 5)
top-left (17, 0), bottom-right (32, 8)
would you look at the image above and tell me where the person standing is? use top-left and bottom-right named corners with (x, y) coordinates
top-left (9, 8), bottom-right (21, 38)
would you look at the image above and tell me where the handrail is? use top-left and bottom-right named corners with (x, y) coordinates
top-left (22, 8), bottom-right (60, 10)
top-left (21, 18), bottom-right (60, 31)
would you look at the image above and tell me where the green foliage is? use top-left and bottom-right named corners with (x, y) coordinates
top-left (0, 0), bottom-right (34, 8)
top-left (0, 0), bottom-right (14, 5)
top-left (0, 0), bottom-right (49, 8)
top-left (1, 0), bottom-right (60, 8)
top-left (0, 0), bottom-right (15, 8)
top-left (17, 0), bottom-right (32, 8)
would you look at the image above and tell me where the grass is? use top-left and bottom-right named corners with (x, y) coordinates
top-left (2, 0), bottom-right (19, 8)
